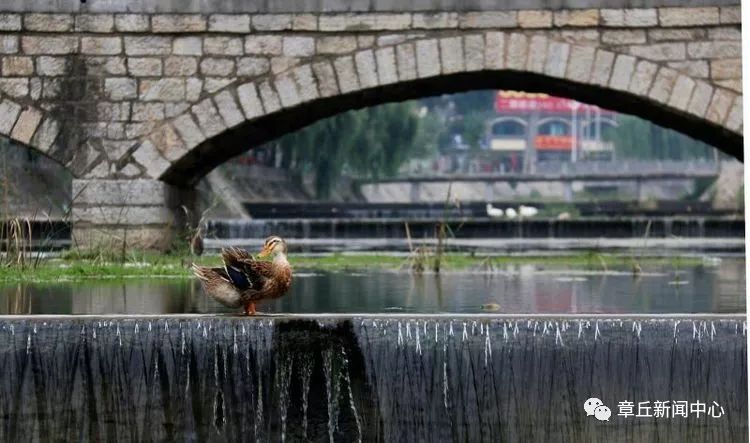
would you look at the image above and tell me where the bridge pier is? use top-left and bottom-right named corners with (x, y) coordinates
top-left (71, 179), bottom-right (194, 251)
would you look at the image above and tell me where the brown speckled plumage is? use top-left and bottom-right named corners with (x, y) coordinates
top-left (193, 238), bottom-right (292, 315)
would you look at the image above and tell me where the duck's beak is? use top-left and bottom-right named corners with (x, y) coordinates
top-left (257, 245), bottom-right (272, 258)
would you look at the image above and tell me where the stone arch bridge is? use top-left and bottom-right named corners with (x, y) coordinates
top-left (0, 0), bottom-right (742, 248)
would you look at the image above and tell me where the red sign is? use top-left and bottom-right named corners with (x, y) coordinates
top-left (495, 91), bottom-right (607, 114)
top-left (535, 135), bottom-right (574, 151)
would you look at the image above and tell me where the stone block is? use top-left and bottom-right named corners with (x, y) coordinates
top-left (191, 98), bottom-right (226, 138)
top-left (0, 36), bottom-right (18, 54)
top-left (258, 80), bottom-right (281, 113)
top-left (415, 39), bottom-right (440, 78)
top-left (505, 33), bottom-right (527, 70)
top-left (245, 36), bottom-right (282, 55)
top-left (275, 73), bottom-right (301, 108)
top-left (375, 47), bottom-right (398, 85)
top-left (200, 58), bottom-right (235, 77)
top-left (706, 88), bottom-right (734, 124)
top-left (152, 14), bottom-right (206, 33)
top-left (333, 56), bottom-right (359, 93)
top-left (283, 36), bottom-right (315, 57)
top-left (204, 36), bottom-right (243, 56)
top-left (312, 61), bottom-right (339, 98)
top-left (609, 54), bottom-right (636, 91)
top-left (463, 35), bottom-right (484, 72)
top-left (659, 7), bottom-right (719, 27)
top-left (602, 30), bottom-right (646, 45)
top-left (209, 14), bottom-right (250, 33)
top-left (628, 60), bottom-right (658, 96)
top-left (590, 50), bottom-right (615, 87)
top-left (0, 14), bottom-right (22, 31)
top-left (725, 96), bottom-right (742, 131)
top-left (0, 99), bottom-right (22, 134)
top-left (187, 77), bottom-right (204, 100)
top-left (317, 36), bottom-right (357, 54)
top-left (30, 117), bottom-right (60, 153)
top-left (75, 14), bottom-right (114, 33)
top-left (628, 43), bottom-right (685, 62)
top-left (252, 14), bottom-right (292, 31)
top-left (270, 56), bottom-right (299, 74)
top-left (236, 57), bottom-right (269, 77)
top-left (648, 28), bottom-right (705, 42)
top-left (2, 56), bottom-right (33, 76)
top-left (81, 37), bottom-right (122, 55)
top-left (518, 10), bottom-right (552, 28)
top-left (124, 36), bottom-right (171, 55)
top-left (720, 6), bottom-right (741, 24)
top-left (22, 36), bottom-right (78, 55)
top-left (708, 27), bottom-right (741, 41)
top-left (292, 64), bottom-right (318, 102)
top-left (213, 90), bottom-right (244, 128)
top-left (358, 35), bottom-right (375, 49)
top-left (172, 113), bottom-right (205, 149)
top-left (553, 9), bottom-right (598, 27)
top-left (396, 43), bottom-right (417, 81)
top-left (10, 107), bottom-right (43, 144)
top-left (164, 56), bottom-right (198, 76)
top-left (687, 41), bottom-right (741, 59)
top-left (115, 14), bottom-right (149, 32)
top-left (413, 12), bottom-right (458, 29)
top-left (128, 57), bottom-right (162, 76)
top-left (354, 49), bottom-right (378, 88)
top-left (24, 14), bottom-right (72, 32)
top-left (173, 37), bottom-right (202, 56)
top-left (600, 9), bottom-right (657, 27)
top-left (710, 58), bottom-right (741, 80)
top-left (565, 45), bottom-right (596, 82)
top-left (667, 75), bottom-right (695, 110)
top-left (104, 77), bottom-right (137, 100)
top-left (544, 41), bottom-right (569, 78)
top-left (484, 32), bottom-right (505, 70)
top-left (130, 142), bottom-right (171, 180)
top-left (72, 179), bottom-right (175, 206)
top-left (440, 37), bottom-right (464, 74)
top-left (97, 102), bottom-right (131, 122)
top-left (686, 81), bottom-right (713, 117)
top-left (237, 82), bottom-right (264, 119)
top-left (526, 35), bottom-right (548, 73)
top-left (132, 103), bottom-right (165, 121)
top-left (667, 60), bottom-right (709, 78)
top-left (139, 78), bottom-right (185, 101)
top-left (648, 67), bottom-right (679, 103)
top-left (459, 12), bottom-right (516, 29)
top-left (0, 78), bottom-right (28, 98)
top-left (292, 14), bottom-right (318, 31)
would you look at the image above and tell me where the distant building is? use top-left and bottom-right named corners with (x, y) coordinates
top-left (487, 91), bottom-right (616, 172)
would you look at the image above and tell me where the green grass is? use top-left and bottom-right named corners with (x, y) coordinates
top-left (0, 251), bottom-right (706, 283)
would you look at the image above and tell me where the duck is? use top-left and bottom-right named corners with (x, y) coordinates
top-left (485, 203), bottom-right (504, 218)
top-left (192, 236), bottom-right (293, 315)
top-left (519, 205), bottom-right (538, 217)
top-left (505, 207), bottom-right (518, 219)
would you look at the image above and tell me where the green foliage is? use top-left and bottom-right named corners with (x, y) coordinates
top-left (274, 102), bottom-right (434, 198)
top-left (604, 115), bottom-right (715, 160)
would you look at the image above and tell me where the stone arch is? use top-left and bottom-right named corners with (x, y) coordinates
top-left (0, 94), bottom-right (68, 171)
top-left (134, 31), bottom-right (743, 187)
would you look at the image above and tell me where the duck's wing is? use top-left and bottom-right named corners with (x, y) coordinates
top-left (191, 264), bottom-right (243, 307)
top-left (221, 247), bottom-right (274, 290)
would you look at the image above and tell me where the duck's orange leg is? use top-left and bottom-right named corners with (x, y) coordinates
top-left (244, 302), bottom-right (256, 316)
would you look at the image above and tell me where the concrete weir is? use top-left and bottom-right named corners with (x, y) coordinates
top-left (0, 314), bottom-right (745, 441)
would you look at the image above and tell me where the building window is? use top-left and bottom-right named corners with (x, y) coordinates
top-left (538, 120), bottom-right (570, 136)
top-left (491, 120), bottom-right (525, 136)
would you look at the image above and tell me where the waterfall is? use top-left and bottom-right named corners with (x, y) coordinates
top-left (0, 317), bottom-right (744, 441)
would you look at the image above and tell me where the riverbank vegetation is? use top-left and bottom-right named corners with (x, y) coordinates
top-left (0, 251), bottom-right (707, 283)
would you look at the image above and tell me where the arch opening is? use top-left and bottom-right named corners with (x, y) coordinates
top-left (161, 70), bottom-right (742, 187)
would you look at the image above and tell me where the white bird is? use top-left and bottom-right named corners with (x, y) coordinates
top-left (556, 211), bottom-right (571, 220)
top-left (519, 205), bottom-right (538, 217)
top-left (505, 207), bottom-right (517, 219)
top-left (486, 203), bottom-right (504, 218)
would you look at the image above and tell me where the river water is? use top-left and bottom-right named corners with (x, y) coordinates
top-left (0, 257), bottom-right (743, 315)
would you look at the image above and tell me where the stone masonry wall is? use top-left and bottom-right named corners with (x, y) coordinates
top-left (0, 6), bottom-right (742, 185)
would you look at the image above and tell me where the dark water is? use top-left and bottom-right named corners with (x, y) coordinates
top-left (0, 317), bottom-right (744, 442)
top-left (0, 260), bottom-right (743, 315)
